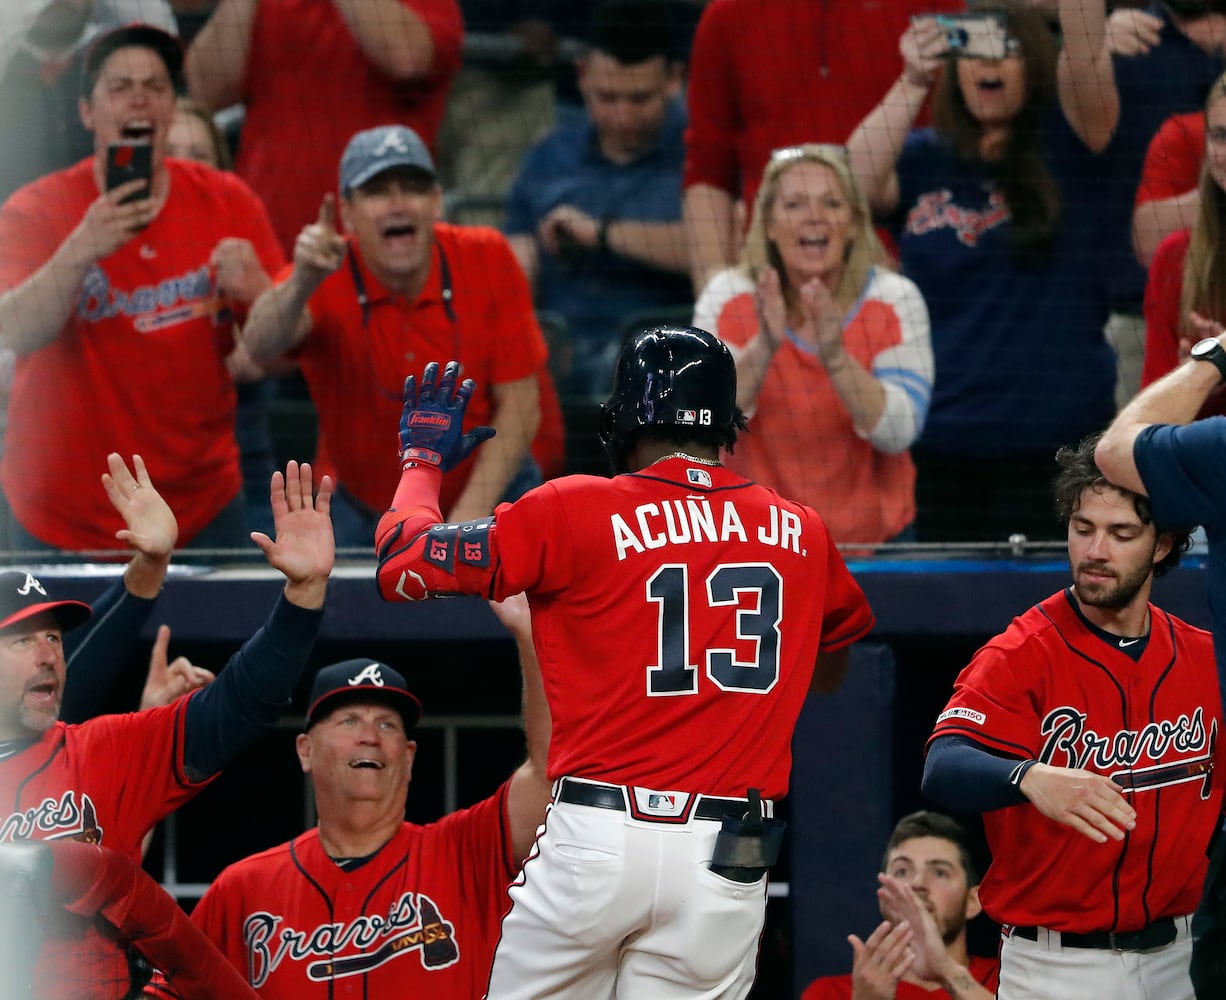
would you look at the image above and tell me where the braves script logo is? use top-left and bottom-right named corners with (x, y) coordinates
top-left (244, 892), bottom-right (459, 986)
top-left (77, 264), bottom-right (217, 332)
top-left (0, 791), bottom-right (104, 843)
top-left (905, 189), bottom-right (1009, 247)
top-left (1039, 706), bottom-right (1217, 798)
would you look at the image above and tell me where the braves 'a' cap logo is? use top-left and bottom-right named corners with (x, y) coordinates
top-left (347, 663), bottom-right (386, 688)
top-left (17, 573), bottom-right (46, 597)
top-left (373, 131), bottom-right (411, 156)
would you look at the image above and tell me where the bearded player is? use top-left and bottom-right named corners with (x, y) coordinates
top-left (0, 458), bottom-right (334, 999)
top-left (374, 327), bottom-right (876, 998)
top-left (924, 433), bottom-right (1223, 999)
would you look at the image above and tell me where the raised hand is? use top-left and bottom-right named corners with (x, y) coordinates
top-left (490, 591), bottom-right (532, 644)
top-left (139, 624), bottom-right (216, 711)
top-left (253, 460), bottom-right (335, 609)
top-left (211, 237), bottom-right (272, 305)
top-left (1019, 762), bottom-right (1137, 843)
top-left (848, 918), bottom-right (913, 1000)
top-left (399, 360), bottom-right (496, 472)
top-left (102, 453), bottom-right (177, 559)
top-left (293, 193), bottom-right (347, 284)
top-left (1104, 6), bottom-right (1162, 56)
top-left (900, 16), bottom-right (948, 89)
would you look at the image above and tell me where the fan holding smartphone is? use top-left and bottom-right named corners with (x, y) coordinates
top-left (0, 22), bottom-right (288, 555)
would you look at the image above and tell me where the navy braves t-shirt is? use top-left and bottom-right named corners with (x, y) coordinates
top-left (891, 111), bottom-right (1114, 457)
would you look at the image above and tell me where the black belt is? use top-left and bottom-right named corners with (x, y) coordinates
top-left (1012, 917), bottom-right (1179, 952)
top-left (555, 779), bottom-right (762, 823)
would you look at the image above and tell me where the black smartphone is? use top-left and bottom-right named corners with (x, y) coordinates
top-left (105, 142), bottom-right (153, 204)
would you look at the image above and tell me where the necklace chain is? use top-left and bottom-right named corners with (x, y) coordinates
top-left (654, 451), bottom-right (721, 467)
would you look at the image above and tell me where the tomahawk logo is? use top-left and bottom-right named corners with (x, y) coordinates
top-left (244, 892), bottom-right (460, 986)
top-left (347, 663), bottom-right (386, 688)
top-left (17, 573), bottom-right (45, 597)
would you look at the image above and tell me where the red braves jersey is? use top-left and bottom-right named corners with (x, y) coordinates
top-left (800, 955), bottom-right (1000, 999)
top-left (929, 590), bottom-right (1223, 932)
top-left (0, 702), bottom-right (210, 996)
top-left (186, 784), bottom-right (515, 998)
top-left (378, 459), bottom-right (875, 799)
top-left (0, 158), bottom-right (285, 549)
top-left (293, 225), bottom-right (548, 516)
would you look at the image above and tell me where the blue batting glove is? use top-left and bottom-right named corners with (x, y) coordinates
top-left (398, 360), bottom-right (496, 472)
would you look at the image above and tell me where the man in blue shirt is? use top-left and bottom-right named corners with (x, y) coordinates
top-left (1097, 328), bottom-right (1226, 998)
top-left (504, 0), bottom-right (691, 400)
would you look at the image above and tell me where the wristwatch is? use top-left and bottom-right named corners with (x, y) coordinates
top-left (1191, 337), bottom-right (1226, 383)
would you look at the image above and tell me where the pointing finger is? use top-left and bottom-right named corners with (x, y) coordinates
top-left (318, 193), bottom-right (337, 234)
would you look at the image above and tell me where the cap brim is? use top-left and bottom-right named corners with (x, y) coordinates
top-left (0, 600), bottom-right (92, 634)
top-left (306, 685), bottom-right (423, 730)
top-left (343, 161), bottom-right (435, 195)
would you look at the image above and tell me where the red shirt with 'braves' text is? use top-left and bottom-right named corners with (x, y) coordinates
top-left (0, 158), bottom-right (285, 550)
top-left (181, 786), bottom-right (516, 999)
top-left (0, 703), bottom-right (211, 997)
top-left (929, 590), bottom-right (1223, 933)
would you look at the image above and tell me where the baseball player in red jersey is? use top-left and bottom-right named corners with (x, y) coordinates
top-left (374, 327), bottom-right (876, 997)
top-left (0, 459), bottom-right (335, 999)
top-left (148, 595), bottom-right (550, 999)
top-left (924, 435), bottom-right (1223, 1000)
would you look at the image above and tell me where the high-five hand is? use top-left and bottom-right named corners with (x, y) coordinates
top-left (254, 460), bottom-right (335, 609)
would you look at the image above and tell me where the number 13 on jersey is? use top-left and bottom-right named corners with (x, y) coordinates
top-left (646, 562), bottom-right (782, 696)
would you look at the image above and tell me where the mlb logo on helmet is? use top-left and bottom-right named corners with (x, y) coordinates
top-left (676, 409), bottom-right (697, 424)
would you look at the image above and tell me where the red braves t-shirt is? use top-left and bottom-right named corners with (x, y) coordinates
top-left (929, 590), bottom-right (1223, 932)
top-left (801, 954), bottom-right (1000, 999)
top-left (294, 224), bottom-right (548, 516)
top-left (0, 158), bottom-right (285, 550)
top-left (489, 459), bottom-right (876, 799)
top-left (0, 704), bottom-right (211, 998)
top-left (187, 785), bottom-right (515, 999)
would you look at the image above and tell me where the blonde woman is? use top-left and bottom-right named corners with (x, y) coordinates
top-left (1141, 71), bottom-right (1226, 419)
top-left (693, 144), bottom-right (933, 545)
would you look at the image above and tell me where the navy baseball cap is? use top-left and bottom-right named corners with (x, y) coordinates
top-left (306, 659), bottom-right (422, 731)
top-left (0, 571), bottom-right (91, 634)
top-left (339, 125), bottom-right (436, 196)
top-left (81, 23), bottom-right (184, 99)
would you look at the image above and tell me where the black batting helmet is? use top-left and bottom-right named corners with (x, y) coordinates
top-left (598, 325), bottom-right (745, 473)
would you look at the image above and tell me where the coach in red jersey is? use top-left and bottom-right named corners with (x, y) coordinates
top-left (148, 595), bottom-right (550, 1000)
top-left (374, 328), bottom-right (876, 998)
top-left (0, 458), bottom-right (334, 999)
top-left (0, 23), bottom-right (285, 553)
top-left (924, 433), bottom-right (1222, 1000)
